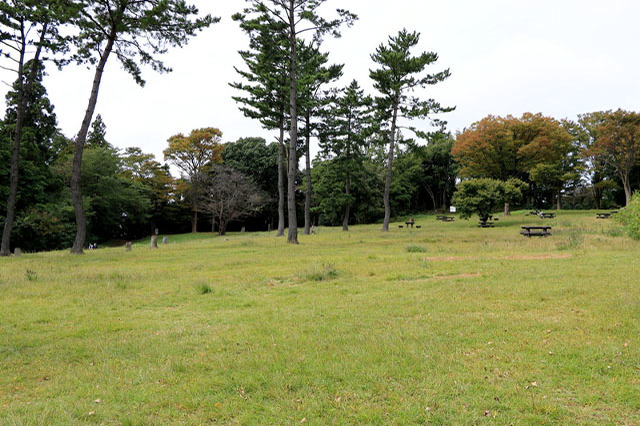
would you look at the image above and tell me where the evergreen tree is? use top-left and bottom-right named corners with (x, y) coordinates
top-left (0, 0), bottom-right (72, 256)
top-left (236, 0), bottom-right (357, 244)
top-left (67, 0), bottom-right (217, 253)
top-left (370, 29), bottom-right (453, 231)
top-left (318, 80), bottom-right (373, 230)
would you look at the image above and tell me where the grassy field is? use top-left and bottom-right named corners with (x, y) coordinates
top-left (1, 211), bottom-right (639, 424)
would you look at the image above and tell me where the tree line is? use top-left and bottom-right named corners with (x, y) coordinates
top-left (2, 0), bottom-right (639, 254)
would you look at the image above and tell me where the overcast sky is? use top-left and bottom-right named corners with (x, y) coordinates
top-left (2, 0), bottom-right (640, 164)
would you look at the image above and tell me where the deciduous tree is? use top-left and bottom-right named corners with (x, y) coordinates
top-left (591, 109), bottom-right (640, 206)
top-left (163, 127), bottom-right (223, 233)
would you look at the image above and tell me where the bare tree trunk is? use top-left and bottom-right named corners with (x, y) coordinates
top-left (504, 202), bottom-right (510, 216)
top-left (1, 23), bottom-right (46, 257)
top-left (192, 209), bottom-right (198, 233)
top-left (286, 3), bottom-right (298, 244)
top-left (382, 102), bottom-right (399, 232)
top-left (342, 171), bottom-right (351, 231)
top-left (425, 187), bottom-right (437, 213)
top-left (304, 113), bottom-right (312, 235)
top-left (277, 115), bottom-right (286, 237)
top-left (70, 36), bottom-right (115, 254)
top-left (556, 190), bottom-right (562, 210)
top-left (622, 172), bottom-right (632, 206)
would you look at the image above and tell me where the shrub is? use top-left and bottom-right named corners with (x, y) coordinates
top-left (614, 193), bottom-right (640, 240)
top-left (406, 245), bottom-right (427, 253)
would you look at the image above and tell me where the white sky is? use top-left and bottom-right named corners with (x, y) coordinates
top-left (2, 0), bottom-right (640, 164)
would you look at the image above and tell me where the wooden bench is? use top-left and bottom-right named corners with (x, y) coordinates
top-left (521, 226), bottom-right (552, 237)
top-left (478, 221), bottom-right (495, 228)
top-left (596, 213), bottom-right (611, 219)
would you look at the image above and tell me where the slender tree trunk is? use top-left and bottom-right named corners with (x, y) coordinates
top-left (622, 172), bottom-right (632, 206)
top-left (192, 209), bottom-right (198, 233)
top-left (504, 202), bottom-right (510, 216)
top-left (342, 171), bottom-right (351, 231)
top-left (1, 24), bottom-right (46, 257)
top-left (287, 3), bottom-right (298, 244)
top-left (382, 101), bottom-right (399, 232)
top-left (556, 190), bottom-right (562, 210)
top-left (70, 37), bottom-right (115, 254)
top-left (277, 116), bottom-right (286, 237)
top-left (425, 187), bottom-right (437, 213)
top-left (304, 113), bottom-right (312, 235)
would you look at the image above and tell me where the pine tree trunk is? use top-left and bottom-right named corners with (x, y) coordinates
top-left (556, 190), bottom-right (562, 210)
top-left (304, 113), bottom-right (312, 235)
top-left (70, 36), bottom-right (115, 254)
top-left (286, 2), bottom-right (298, 244)
top-left (1, 24), bottom-right (46, 257)
top-left (504, 202), bottom-right (510, 216)
top-left (382, 101), bottom-right (399, 232)
top-left (342, 172), bottom-right (351, 231)
top-left (277, 115), bottom-right (286, 237)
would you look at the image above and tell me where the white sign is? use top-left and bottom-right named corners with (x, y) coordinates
top-left (450, 206), bottom-right (457, 213)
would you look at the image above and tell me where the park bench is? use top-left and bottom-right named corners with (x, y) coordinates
top-left (520, 226), bottom-right (552, 237)
top-left (436, 215), bottom-right (454, 222)
top-left (478, 221), bottom-right (495, 228)
top-left (596, 212), bottom-right (611, 219)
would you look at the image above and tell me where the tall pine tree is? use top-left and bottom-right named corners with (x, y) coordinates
top-left (370, 29), bottom-right (453, 231)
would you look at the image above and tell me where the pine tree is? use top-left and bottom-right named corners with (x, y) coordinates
top-left (370, 29), bottom-right (453, 232)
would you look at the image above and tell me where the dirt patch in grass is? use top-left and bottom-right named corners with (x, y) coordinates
top-left (432, 273), bottom-right (482, 280)
top-left (424, 253), bottom-right (572, 262)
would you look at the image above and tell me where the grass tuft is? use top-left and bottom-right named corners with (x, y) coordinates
top-left (24, 269), bottom-right (37, 281)
top-left (406, 244), bottom-right (427, 253)
top-left (301, 262), bottom-right (339, 282)
top-left (196, 283), bottom-right (213, 294)
top-left (557, 230), bottom-right (584, 250)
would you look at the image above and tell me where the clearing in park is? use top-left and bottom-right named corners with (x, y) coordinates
top-left (0, 211), bottom-right (638, 424)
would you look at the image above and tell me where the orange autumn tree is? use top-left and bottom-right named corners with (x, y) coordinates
top-left (164, 127), bottom-right (223, 232)
top-left (453, 113), bottom-right (574, 213)
top-left (591, 109), bottom-right (640, 206)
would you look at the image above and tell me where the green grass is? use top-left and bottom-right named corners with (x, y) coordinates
top-left (1, 211), bottom-right (638, 424)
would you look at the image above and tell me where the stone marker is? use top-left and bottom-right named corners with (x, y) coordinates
top-left (241, 226), bottom-right (245, 233)
top-left (162, 236), bottom-right (168, 244)
top-left (150, 235), bottom-right (158, 248)
top-left (125, 242), bottom-right (132, 252)
top-left (14, 248), bottom-right (22, 256)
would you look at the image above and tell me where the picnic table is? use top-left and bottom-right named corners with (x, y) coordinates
top-left (436, 215), bottom-right (455, 222)
top-left (405, 221), bottom-right (415, 228)
top-left (596, 212), bottom-right (611, 219)
top-left (478, 221), bottom-right (495, 228)
top-left (520, 226), bottom-right (552, 237)
top-left (539, 212), bottom-right (555, 219)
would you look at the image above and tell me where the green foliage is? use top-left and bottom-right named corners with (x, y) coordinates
top-left (615, 192), bottom-right (640, 239)
top-left (86, 114), bottom-right (109, 148)
top-left (405, 244), bottom-right (427, 253)
top-left (452, 178), bottom-right (526, 221)
top-left (71, 0), bottom-right (218, 86)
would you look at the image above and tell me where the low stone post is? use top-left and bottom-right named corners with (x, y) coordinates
top-left (125, 242), bottom-right (132, 252)
top-left (150, 235), bottom-right (158, 249)
top-left (162, 236), bottom-right (168, 245)
top-left (14, 248), bottom-right (22, 257)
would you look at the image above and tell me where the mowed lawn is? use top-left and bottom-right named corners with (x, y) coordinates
top-left (1, 211), bottom-right (639, 424)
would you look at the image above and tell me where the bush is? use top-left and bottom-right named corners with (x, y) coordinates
top-left (614, 193), bottom-right (640, 240)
